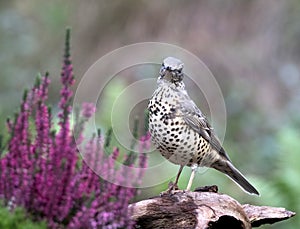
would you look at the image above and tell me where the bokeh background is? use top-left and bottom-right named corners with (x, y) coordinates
top-left (1, 1), bottom-right (299, 228)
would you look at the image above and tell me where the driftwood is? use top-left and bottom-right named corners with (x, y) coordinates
top-left (129, 188), bottom-right (295, 229)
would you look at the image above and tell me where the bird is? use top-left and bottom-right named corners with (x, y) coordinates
top-left (148, 57), bottom-right (259, 195)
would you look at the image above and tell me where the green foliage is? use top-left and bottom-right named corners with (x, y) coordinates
top-left (250, 126), bottom-right (300, 229)
top-left (0, 205), bottom-right (47, 229)
top-left (270, 127), bottom-right (300, 228)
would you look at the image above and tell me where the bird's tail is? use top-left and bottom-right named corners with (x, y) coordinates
top-left (211, 159), bottom-right (259, 195)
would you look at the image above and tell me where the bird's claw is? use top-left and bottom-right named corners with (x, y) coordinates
top-left (160, 181), bottom-right (179, 196)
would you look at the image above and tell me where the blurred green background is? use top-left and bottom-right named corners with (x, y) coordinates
top-left (1, 1), bottom-right (299, 228)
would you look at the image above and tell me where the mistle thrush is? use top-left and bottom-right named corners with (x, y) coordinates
top-left (148, 57), bottom-right (259, 195)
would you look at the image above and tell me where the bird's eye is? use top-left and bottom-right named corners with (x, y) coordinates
top-left (159, 67), bottom-right (166, 76)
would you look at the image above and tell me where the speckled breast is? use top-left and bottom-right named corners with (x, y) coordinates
top-left (148, 86), bottom-right (211, 167)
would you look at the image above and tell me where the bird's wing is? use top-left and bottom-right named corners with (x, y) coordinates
top-left (178, 94), bottom-right (231, 161)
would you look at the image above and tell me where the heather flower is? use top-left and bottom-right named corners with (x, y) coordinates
top-left (0, 28), bottom-right (149, 229)
top-left (82, 102), bottom-right (96, 119)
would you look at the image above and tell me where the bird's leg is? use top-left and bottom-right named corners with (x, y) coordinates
top-left (173, 165), bottom-right (184, 187)
top-left (186, 164), bottom-right (198, 191)
top-left (162, 165), bottom-right (184, 195)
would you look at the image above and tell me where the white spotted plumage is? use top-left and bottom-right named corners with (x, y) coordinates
top-left (148, 57), bottom-right (259, 195)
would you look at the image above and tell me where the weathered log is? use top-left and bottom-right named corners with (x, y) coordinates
top-left (129, 190), bottom-right (295, 229)
top-left (243, 204), bottom-right (295, 227)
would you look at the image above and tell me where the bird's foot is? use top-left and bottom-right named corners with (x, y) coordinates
top-left (194, 185), bottom-right (218, 193)
top-left (160, 181), bottom-right (179, 196)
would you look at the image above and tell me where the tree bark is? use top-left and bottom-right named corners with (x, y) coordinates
top-left (129, 190), bottom-right (295, 229)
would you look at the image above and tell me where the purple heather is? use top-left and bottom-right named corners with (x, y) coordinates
top-left (0, 29), bottom-right (149, 229)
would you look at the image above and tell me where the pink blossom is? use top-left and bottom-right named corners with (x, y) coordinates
top-left (0, 28), bottom-right (149, 229)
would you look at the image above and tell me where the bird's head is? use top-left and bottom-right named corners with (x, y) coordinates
top-left (158, 57), bottom-right (184, 85)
